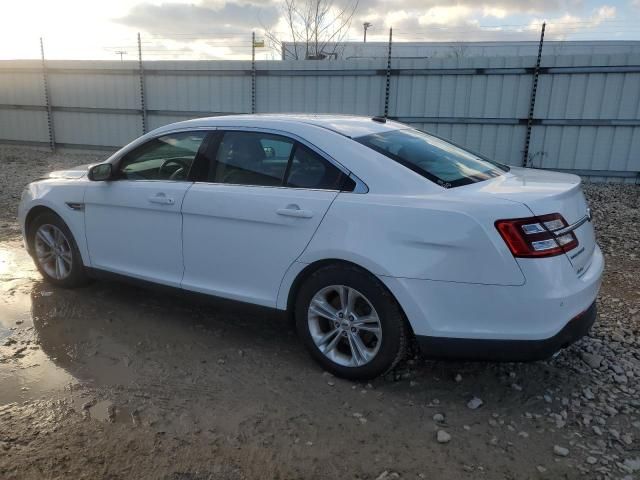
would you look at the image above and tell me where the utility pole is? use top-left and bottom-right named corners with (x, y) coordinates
top-left (40, 37), bottom-right (55, 152)
top-left (523, 22), bottom-right (546, 167)
top-left (383, 27), bottom-right (392, 118)
top-left (115, 50), bottom-right (127, 62)
top-left (251, 31), bottom-right (256, 114)
top-left (363, 22), bottom-right (372, 42)
top-left (137, 33), bottom-right (147, 134)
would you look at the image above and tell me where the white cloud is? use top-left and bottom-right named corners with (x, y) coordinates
top-left (360, 0), bottom-right (584, 19)
top-left (113, 0), bottom-right (283, 59)
top-left (110, 0), bottom-right (623, 58)
top-left (482, 7), bottom-right (509, 19)
top-left (529, 5), bottom-right (616, 39)
top-left (418, 6), bottom-right (473, 25)
top-left (355, 1), bottom-right (619, 43)
top-left (2, 0), bottom-right (625, 60)
top-left (117, 1), bottom-right (281, 35)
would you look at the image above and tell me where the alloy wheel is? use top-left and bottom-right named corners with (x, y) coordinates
top-left (307, 285), bottom-right (382, 367)
top-left (34, 224), bottom-right (73, 280)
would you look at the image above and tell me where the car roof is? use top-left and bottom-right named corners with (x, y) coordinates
top-left (157, 114), bottom-right (407, 138)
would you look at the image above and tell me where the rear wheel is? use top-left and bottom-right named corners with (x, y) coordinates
top-left (295, 264), bottom-right (409, 380)
top-left (28, 212), bottom-right (89, 288)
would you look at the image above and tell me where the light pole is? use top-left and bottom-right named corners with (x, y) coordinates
top-left (363, 22), bottom-right (372, 42)
top-left (115, 50), bottom-right (127, 62)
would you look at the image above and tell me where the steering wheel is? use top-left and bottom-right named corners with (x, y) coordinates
top-left (159, 158), bottom-right (190, 180)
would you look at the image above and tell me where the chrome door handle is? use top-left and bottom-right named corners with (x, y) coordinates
top-left (276, 204), bottom-right (314, 218)
top-left (148, 194), bottom-right (175, 205)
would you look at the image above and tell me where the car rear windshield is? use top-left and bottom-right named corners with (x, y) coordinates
top-left (355, 128), bottom-right (509, 188)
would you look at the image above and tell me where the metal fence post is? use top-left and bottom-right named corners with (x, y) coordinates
top-left (251, 32), bottom-right (256, 114)
top-left (137, 32), bottom-right (148, 134)
top-left (523, 22), bottom-right (545, 167)
top-left (40, 37), bottom-right (55, 152)
top-left (383, 28), bottom-right (393, 118)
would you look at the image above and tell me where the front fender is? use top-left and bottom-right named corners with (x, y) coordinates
top-left (19, 180), bottom-right (90, 266)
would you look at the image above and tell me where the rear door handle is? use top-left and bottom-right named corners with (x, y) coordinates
top-left (276, 204), bottom-right (314, 218)
top-left (148, 193), bottom-right (175, 205)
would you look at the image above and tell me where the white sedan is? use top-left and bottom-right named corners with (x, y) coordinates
top-left (18, 114), bottom-right (603, 379)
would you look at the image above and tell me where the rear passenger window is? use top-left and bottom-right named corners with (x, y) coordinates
top-left (205, 130), bottom-right (356, 191)
top-left (286, 144), bottom-right (347, 190)
top-left (210, 131), bottom-right (293, 186)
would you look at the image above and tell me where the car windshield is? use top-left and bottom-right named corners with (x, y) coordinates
top-left (355, 128), bottom-right (509, 188)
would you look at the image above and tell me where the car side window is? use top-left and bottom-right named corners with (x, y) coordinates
top-left (210, 131), bottom-right (293, 186)
top-left (119, 131), bottom-right (207, 181)
top-left (285, 143), bottom-right (350, 191)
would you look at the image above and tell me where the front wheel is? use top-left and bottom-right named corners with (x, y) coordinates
top-left (295, 264), bottom-right (409, 380)
top-left (28, 211), bottom-right (89, 288)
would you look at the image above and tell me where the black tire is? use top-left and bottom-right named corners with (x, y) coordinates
top-left (28, 211), bottom-right (89, 288)
top-left (295, 264), bottom-right (409, 380)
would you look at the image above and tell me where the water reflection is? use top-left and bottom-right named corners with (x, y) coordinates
top-left (0, 242), bottom-right (78, 404)
top-left (29, 281), bottom-right (138, 387)
top-left (0, 247), bottom-right (136, 424)
top-left (1, 238), bottom-right (290, 414)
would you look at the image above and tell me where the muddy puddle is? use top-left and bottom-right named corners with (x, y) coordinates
top-left (0, 242), bottom-right (152, 423)
top-left (2, 237), bottom-right (638, 479)
top-left (0, 242), bottom-right (79, 405)
top-left (0, 239), bottom-right (301, 431)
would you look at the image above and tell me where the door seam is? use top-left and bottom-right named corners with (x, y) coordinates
top-left (80, 184), bottom-right (93, 267)
top-left (274, 190), bottom-right (341, 306)
top-left (179, 182), bottom-right (196, 288)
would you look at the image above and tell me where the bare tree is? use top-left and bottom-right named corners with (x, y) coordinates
top-left (264, 0), bottom-right (359, 60)
top-left (447, 43), bottom-right (469, 60)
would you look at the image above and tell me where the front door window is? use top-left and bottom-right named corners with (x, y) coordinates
top-left (119, 131), bottom-right (207, 181)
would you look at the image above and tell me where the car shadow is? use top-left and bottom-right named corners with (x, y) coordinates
top-left (29, 278), bottom-right (593, 402)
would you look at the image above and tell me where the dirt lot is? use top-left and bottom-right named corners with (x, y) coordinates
top-left (0, 145), bottom-right (639, 480)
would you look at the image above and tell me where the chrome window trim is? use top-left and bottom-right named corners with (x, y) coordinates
top-left (348, 172), bottom-right (368, 193)
top-left (191, 182), bottom-right (341, 193)
top-left (107, 127), bottom-right (214, 179)
top-left (108, 125), bottom-right (369, 193)
top-left (211, 126), bottom-right (368, 193)
top-left (107, 127), bottom-right (219, 168)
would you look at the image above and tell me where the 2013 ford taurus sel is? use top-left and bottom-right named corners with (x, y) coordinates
top-left (18, 114), bottom-right (603, 379)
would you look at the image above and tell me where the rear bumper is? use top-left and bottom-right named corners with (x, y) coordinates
top-left (415, 301), bottom-right (597, 361)
top-left (379, 244), bottom-right (603, 341)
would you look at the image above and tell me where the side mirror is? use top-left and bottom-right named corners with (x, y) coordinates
top-left (88, 163), bottom-right (113, 181)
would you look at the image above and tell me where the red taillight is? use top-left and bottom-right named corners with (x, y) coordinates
top-left (495, 213), bottom-right (578, 258)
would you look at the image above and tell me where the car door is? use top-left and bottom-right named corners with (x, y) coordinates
top-left (181, 129), bottom-right (355, 307)
top-left (84, 130), bottom-right (210, 287)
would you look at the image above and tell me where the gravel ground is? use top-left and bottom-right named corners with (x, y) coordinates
top-left (0, 146), bottom-right (639, 479)
top-left (0, 145), bottom-right (107, 240)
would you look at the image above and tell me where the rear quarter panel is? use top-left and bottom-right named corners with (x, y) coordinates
top-left (298, 191), bottom-right (532, 286)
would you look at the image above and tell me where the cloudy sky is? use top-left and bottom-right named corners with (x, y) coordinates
top-left (1, 0), bottom-right (639, 60)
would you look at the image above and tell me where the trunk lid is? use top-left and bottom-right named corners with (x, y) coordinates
top-left (469, 167), bottom-right (596, 276)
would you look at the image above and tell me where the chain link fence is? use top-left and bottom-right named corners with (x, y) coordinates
top-left (1, 27), bottom-right (639, 182)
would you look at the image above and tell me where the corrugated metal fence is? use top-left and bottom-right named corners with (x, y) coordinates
top-left (1, 54), bottom-right (639, 182)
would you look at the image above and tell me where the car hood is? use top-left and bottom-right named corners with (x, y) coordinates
top-left (41, 164), bottom-right (96, 180)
